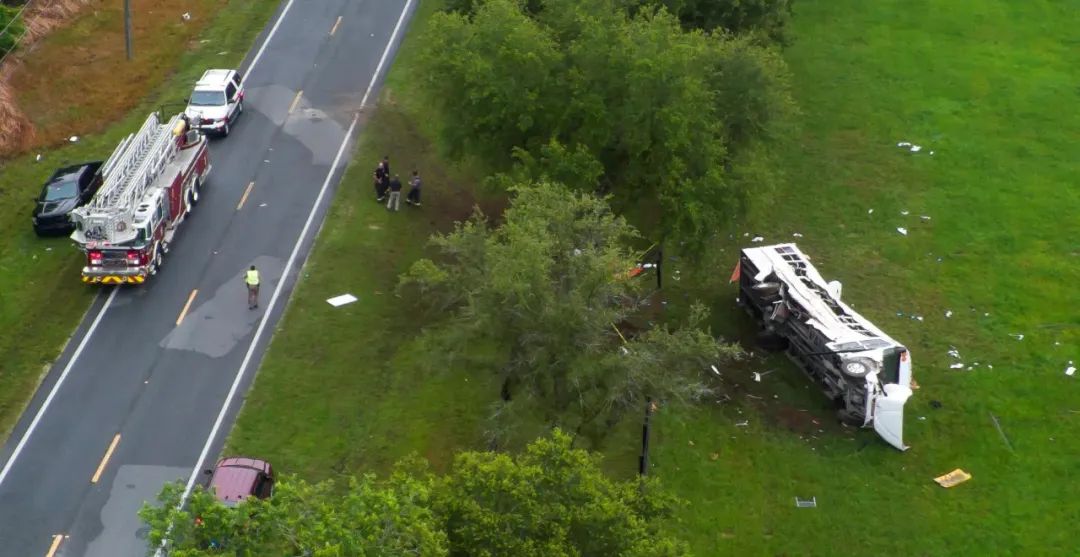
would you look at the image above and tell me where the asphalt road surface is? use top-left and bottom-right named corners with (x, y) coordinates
top-left (0, 1), bottom-right (416, 555)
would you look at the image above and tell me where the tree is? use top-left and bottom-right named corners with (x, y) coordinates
top-left (416, 0), bottom-right (795, 251)
top-left (626, 0), bottom-right (794, 43)
top-left (437, 429), bottom-right (688, 557)
top-left (140, 433), bottom-right (688, 557)
top-left (399, 182), bottom-right (740, 441)
top-left (140, 463), bottom-right (448, 556)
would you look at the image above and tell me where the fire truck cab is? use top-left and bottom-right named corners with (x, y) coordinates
top-left (71, 112), bottom-right (211, 284)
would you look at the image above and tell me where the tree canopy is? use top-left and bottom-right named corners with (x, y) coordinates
top-left (141, 432), bottom-right (687, 557)
top-left (417, 0), bottom-right (795, 246)
top-left (399, 182), bottom-right (741, 442)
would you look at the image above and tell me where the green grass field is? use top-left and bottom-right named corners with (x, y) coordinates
top-left (228, 0), bottom-right (1079, 555)
top-left (0, 0), bottom-right (281, 440)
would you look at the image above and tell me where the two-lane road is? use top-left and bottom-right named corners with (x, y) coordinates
top-left (0, 1), bottom-right (415, 555)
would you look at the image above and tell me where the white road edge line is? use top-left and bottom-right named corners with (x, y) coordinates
top-left (0, 288), bottom-right (119, 487)
top-left (0, 0), bottom-right (300, 492)
top-left (157, 2), bottom-right (415, 552)
top-left (245, 0), bottom-right (296, 76)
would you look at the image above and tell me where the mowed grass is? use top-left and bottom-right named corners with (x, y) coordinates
top-left (227, 0), bottom-right (1078, 555)
top-left (651, 1), bottom-right (1080, 554)
top-left (0, 0), bottom-right (281, 440)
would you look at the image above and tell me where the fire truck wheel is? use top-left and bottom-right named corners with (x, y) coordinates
top-left (191, 180), bottom-right (201, 205)
top-left (756, 331), bottom-right (789, 353)
top-left (151, 246), bottom-right (164, 275)
top-left (840, 357), bottom-right (876, 378)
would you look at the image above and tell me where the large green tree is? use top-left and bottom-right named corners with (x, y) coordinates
top-left (436, 430), bottom-right (688, 557)
top-left (141, 433), bottom-right (687, 557)
top-left (417, 0), bottom-right (795, 249)
top-left (140, 464), bottom-right (447, 556)
top-left (399, 182), bottom-right (740, 441)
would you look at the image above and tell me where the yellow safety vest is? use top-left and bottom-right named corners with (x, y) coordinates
top-left (246, 269), bottom-right (260, 286)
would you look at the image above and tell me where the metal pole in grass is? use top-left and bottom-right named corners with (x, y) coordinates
top-left (124, 0), bottom-right (132, 60)
top-left (639, 396), bottom-right (653, 477)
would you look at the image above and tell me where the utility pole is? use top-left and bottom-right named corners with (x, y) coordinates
top-left (124, 0), bottom-right (132, 60)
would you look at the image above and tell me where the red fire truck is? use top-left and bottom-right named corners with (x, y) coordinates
top-left (70, 112), bottom-right (211, 284)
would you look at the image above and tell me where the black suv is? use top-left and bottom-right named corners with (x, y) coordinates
top-left (31, 161), bottom-right (103, 236)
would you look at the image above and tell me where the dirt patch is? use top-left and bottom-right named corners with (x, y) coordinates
top-left (0, 0), bottom-right (94, 153)
top-left (1, 0), bottom-right (221, 158)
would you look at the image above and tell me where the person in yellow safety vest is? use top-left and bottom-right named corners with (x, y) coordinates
top-left (245, 265), bottom-right (260, 310)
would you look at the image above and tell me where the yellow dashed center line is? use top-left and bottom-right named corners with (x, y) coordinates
top-left (45, 535), bottom-right (63, 557)
top-left (289, 90), bottom-right (303, 113)
top-left (90, 434), bottom-right (121, 484)
top-left (330, 15), bottom-right (343, 36)
top-left (176, 289), bottom-right (198, 326)
top-left (237, 181), bottom-right (255, 210)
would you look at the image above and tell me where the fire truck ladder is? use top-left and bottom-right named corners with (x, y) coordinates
top-left (92, 112), bottom-right (164, 210)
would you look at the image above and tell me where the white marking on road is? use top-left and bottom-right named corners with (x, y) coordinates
top-left (176, 290), bottom-right (198, 326)
top-left (237, 181), bottom-right (255, 210)
top-left (0, 288), bottom-right (118, 488)
top-left (289, 90), bottom-right (303, 113)
top-left (330, 15), bottom-right (343, 36)
top-left (45, 534), bottom-right (63, 557)
top-left (244, 0), bottom-right (296, 76)
top-left (361, 0), bottom-right (416, 109)
top-left (90, 434), bottom-right (121, 483)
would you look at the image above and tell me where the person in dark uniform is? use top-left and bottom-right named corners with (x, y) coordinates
top-left (374, 161), bottom-right (389, 202)
top-left (386, 174), bottom-right (403, 211)
top-left (406, 170), bottom-right (422, 207)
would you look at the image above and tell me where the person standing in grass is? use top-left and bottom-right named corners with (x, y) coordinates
top-left (373, 160), bottom-right (388, 202)
top-left (406, 170), bottom-right (422, 207)
top-left (386, 174), bottom-right (403, 211)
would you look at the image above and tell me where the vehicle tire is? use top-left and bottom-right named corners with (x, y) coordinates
top-left (191, 178), bottom-right (201, 206)
top-left (756, 331), bottom-right (790, 353)
top-left (222, 121), bottom-right (230, 137)
top-left (151, 246), bottom-right (165, 275)
top-left (237, 100), bottom-right (244, 115)
top-left (840, 357), bottom-right (877, 379)
top-left (837, 408), bottom-right (863, 427)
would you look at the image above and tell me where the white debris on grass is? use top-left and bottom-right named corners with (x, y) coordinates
top-left (897, 227), bottom-right (908, 236)
top-left (181, 12), bottom-right (191, 21)
top-left (1009, 333), bottom-right (1024, 341)
top-left (326, 294), bottom-right (358, 307)
top-left (900, 210), bottom-right (910, 216)
top-left (792, 232), bottom-right (803, 238)
top-left (868, 208), bottom-right (874, 214)
top-left (35, 153), bottom-right (42, 161)
top-left (1066, 362), bottom-right (1076, 377)
top-left (947, 348), bottom-right (961, 359)
top-left (69, 136), bottom-right (78, 142)
top-left (950, 363), bottom-right (965, 369)
top-left (945, 310), bottom-right (953, 318)
top-left (921, 215), bottom-right (932, 222)
top-left (910, 145), bottom-right (922, 152)
top-left (751, 236), bottom-right (765, 243)
top-left (897, 142), bottom-right (911, 147)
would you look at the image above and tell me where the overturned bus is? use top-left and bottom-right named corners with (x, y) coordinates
top-left (735, 243), bottom-right (913, 450)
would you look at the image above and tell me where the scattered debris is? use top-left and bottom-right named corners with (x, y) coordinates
top-left (897, 142), bottom-right (911, 147)
top-left (896, 227), bottom-right (908, 236)
top-left (794, 497), bottom-right (817, 508)
top-left (918, 416), bottom-right (926, 421)
top-left (326, 294), bottom-right (358, 307)
top-left (68, 136), bottom-right (78, 142)
top-left (910, 145), bottom-right (922, 152)
top-left (949, 363), bottom-right (964, 369)
top-left (688, 440), bottom-right (695, 447)
top-left (181, 12), bottom-right (191, 21)
top-left (989, 412), bottom-right (1015, 452)
top-left (1009, 333), bottom-right (1024, 341)
top-left (258, 203), bottom-right (267, 207)
top-left (751, 236), bottom-right (764, 243)
top-left (792, 232), bottom-right (803, 238)
top-left (752, 369), bottom-right (776, 382)
top-left (945, 310), bottom-right (953, 318)
top-left (709, 453), bottom-right (720, 461)
top-left (900, 210), bottom-right (910, 216)
top-left (35, 153), bottom-right (41, 161)
top-left (933, 469), bottom-right (972, 488)
top-left (1066, 362), bottom-right (1076, 377)
top-left (867, 208), bottom-right (874, 214)
top-left (920, 215), bottom-right (932, 222)
top-left (735, 420), bottom-right (749, 427)
top-left (709, 365), bottom-right (721, 376)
